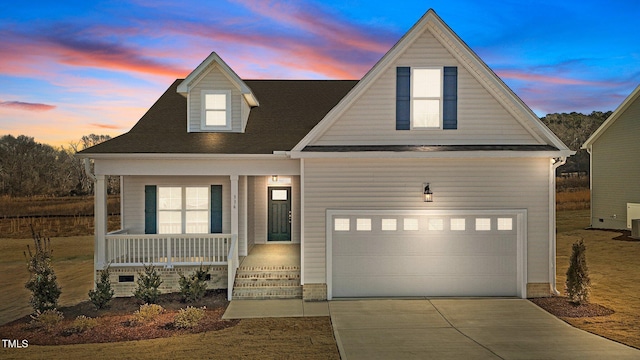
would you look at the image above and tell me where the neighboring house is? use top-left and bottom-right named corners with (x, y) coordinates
top-left (77, 9), bottom-right (573, 300)
top-left (582, 84), bottom-right (640, 230)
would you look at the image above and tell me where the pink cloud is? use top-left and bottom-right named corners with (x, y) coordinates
top-left (90, 123), bottom-right (121, 130)
top-left (0, 100), bottom-right (56, 112)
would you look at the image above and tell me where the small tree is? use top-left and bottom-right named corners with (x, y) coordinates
top-left (134, 264), bottom-right (163, 304)
top-left (566, 238), bottom-right (591, 304)
top-left (24, 227), bottom-right (61, 313)
top-left (178, 265), bottom-right (210, 302)
top-left (89, 265), bottom-right (115, 309)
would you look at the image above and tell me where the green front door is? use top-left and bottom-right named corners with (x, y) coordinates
top-left (268, 187), bottom-right (291, 241)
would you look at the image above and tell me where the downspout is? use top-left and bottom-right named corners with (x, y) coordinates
top-left (550, 156), bottom-right (567, 295)
top-left (82, 157), bottom-right (99, 288)
top-left (83, 158), bottom-right (97, 182)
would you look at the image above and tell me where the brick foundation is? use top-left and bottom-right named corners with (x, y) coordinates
top-left (102, 266), bottom-right (228, 298)
top-left (302, 283), bottom-right (327, 301)
top-left (526, 282), bottom-right (552, 298)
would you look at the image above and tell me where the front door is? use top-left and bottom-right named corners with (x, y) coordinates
top-left (268, 187), bottom-right (291, 241)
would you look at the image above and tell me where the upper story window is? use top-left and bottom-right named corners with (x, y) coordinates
top-left (412, 68), bottom-right (442, 129)
top-left (201, 90), bottom-right (231, 130)
top-left (396, 66), bottom-right (456, 131)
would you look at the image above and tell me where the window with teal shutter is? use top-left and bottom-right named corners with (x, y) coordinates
top-left (144, 185), bottom-right (157, 234)
top-left (443, 66), bottom-right (458, 129)
top-left (396, 67), bottom-right (411, 130)
top-left (210, 185), bottom-right (223, 233)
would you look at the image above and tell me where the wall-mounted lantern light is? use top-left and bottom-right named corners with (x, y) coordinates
top-left (272, 175), bottom-right (278, 182)
top-left (423, 183), bottom-right (433, 202)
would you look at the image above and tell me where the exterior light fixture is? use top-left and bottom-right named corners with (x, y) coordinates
top-left (272, 175), bottom-right (278, 182)
top-left (423, 183), bottom-right (433, 202)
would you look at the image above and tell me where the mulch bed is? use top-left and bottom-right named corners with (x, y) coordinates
top-left (531, 296), bottom-right (614, 318)
top-left (0, 290), bottom-right (239, 345)
top-left (588, 228), bottom-right (638, 242)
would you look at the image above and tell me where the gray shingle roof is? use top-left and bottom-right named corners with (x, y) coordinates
top-left (79, 79), bottom-right (358, 155)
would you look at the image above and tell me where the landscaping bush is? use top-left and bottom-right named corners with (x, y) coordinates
top-left (29, 309), bottom-right (64, 331)
top-left (88, 265), bottom-right (115, 309)
top-left (566, 238), bottom-right (591, 304)
top-left (134, 264), bottom-right (163, 304)
top-left (67, 315), bottom-right (98, 334)
top-left (178, 265), bottom-right (210, 302)
top-left (24, 227), bottom-right (61, 312)
top-left (173, 306), bottom-right (206, 329)
top-left (131, 303), bottom-right (164, 325)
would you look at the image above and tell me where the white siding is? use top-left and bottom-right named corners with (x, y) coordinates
top-left (591, 97), bottom-right (640, 229)
top-left (302, 158), bottom-right (551, 284)
top-left (121, 176), bottom-right (231, 234)
top-left (310, 26), bottom-right (540, 146)
top-left (188, 63), bottom-right (244, 133)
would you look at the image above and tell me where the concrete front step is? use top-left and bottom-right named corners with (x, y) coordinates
top-left (232, 266), bottom-right (302, 300)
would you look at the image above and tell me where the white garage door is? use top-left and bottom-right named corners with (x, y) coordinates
top-left (328, 210), bottom-right (525, 299)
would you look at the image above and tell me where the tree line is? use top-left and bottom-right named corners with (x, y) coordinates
top-left (0, 111), bottom-right (611, 197)
top-left (540, 111), bottom-right (611, 174)
top-left (0, 134), bottom-right (118, 197)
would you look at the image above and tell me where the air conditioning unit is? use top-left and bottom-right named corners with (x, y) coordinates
top-left (632, 219), bottom-right (640, 240)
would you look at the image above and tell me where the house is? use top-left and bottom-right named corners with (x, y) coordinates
top-left (582, 84), bottom-right (640, 230)
top-left (77, 9), bottom-right (573, 300)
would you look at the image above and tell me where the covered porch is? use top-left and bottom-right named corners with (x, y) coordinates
top-left (90, 157), bottom-right (302, 299)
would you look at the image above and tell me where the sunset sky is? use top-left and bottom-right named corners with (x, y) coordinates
top-left (1, 0), bottom-right (638, 147)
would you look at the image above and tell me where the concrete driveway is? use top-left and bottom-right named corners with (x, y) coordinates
top-left (329, 299), bottom-right (640, 360)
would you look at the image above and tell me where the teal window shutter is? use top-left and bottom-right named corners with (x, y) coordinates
top-left (144, 185), bottom-right (157, 234)
top-left (210, 185), bottom-right (223, 233)
top-left (396, 67), bottom-right (411, 130)
top-left (443, 66), bottom-right (458, 129)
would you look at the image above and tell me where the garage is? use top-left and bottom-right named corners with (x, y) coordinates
top-left (327, 209), bottom-right (526, 299)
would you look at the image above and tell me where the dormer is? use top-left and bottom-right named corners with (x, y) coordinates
top-left (177, 52), bottom-right (259, 133)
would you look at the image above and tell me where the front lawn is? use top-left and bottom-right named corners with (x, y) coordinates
top-left (555, 209), bottom-right (640, 349)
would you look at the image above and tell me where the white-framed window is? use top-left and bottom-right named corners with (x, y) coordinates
top-left (201, 90), bottom-right (231, 130)
top-left (404, 218), bottom-right (419, 231)
top-left (412, 68), bottom-right (442, 129)
top-left (381, 219), bottom-right (397, 231)
top-left (428, 218), bottom-right (444, 231)
top-left (356, 218), bottom-right (372, 231)
top-left (158, 186), bottom-right (209, 234)
top-left (497, 218), bottom-right (513, 231)
top-left (475, 218), bottom-right (491, 231)
top-left (334, 218), bottom-right (350, 231)
top-left (450, 218), bottom-right (466, 231)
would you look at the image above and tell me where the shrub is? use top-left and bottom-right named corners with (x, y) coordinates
top-left (89, 265), bottom-right (115, 309)
top-left (566, 238), bottom-right (591, 304)
top-left (24, 227), bottom-right (61, 312)
top-left (134, 264), bottom-right (163, 304)
top-left (29, 309), bottom-right (64, 331)
top-left (173, 306), bottom-right (206, 329)
top-left (178, 265), bottom-right (210, 302)
top-left (131, 304), bottom-right (165, 325)
top-left (67, 315), bottom-right (98, 334)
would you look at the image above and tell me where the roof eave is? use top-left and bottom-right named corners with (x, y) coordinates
top-left (582, 84), bottom-right (640, 149)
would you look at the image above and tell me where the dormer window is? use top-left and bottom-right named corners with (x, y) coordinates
top-left (201, 90), bottom-right (231, 130)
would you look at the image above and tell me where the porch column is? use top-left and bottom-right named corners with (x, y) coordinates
top-left (94, 174), bottom-right (108, 269)
top-left (231, 175), bottom-right (239, 236)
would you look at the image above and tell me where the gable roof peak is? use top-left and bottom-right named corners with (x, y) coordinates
top-left (177, 52), bottom-right (259, 107)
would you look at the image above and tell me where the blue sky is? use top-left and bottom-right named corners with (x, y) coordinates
top-left (0, 0), bottom-right (638, 146)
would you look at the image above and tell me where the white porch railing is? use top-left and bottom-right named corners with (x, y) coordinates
top-left (106, 233), bottom-right (234, 267)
